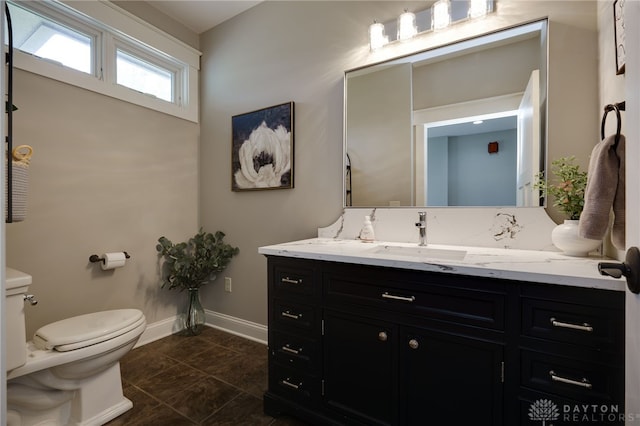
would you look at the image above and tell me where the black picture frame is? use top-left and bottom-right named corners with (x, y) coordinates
top-left (614, 0), bottom-right (625, 75)
top-left (231, 102), bottom-right (294, 191)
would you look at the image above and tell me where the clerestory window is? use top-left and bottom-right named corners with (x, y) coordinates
top-left (116, 48), bottom-right (174, 102)
top-left (4, 0), bottom-right (200, 122)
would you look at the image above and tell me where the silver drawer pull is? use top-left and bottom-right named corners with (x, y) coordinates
top-left (281, 379), bottom-right (301, 390)
top-left (282, 346), bottom-right (300, 355)
top-left (549, 370), bottom-right (593, 389)
top-left (550, 317), bottom-right (593, 332)
top-left (281, 311), bottom-right (302, 320)
top-left (381, 292), bottom-right (415, 302)
top-left (281, 277), bottom-right (302, 284)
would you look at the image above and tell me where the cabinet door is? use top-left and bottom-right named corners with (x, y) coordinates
top-left (323, 310), bottom-right (398, 426)
top-left (401, 327), bottom-right (504, 426)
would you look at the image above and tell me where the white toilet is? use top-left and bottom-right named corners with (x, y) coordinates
top-left (5, 267), bottom-right (146, 426)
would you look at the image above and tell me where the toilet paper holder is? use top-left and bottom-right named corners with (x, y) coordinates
top-left (89, 252), bottom-right (131, 264)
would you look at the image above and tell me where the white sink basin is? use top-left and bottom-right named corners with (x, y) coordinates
top-left (372, 245), bottom-right (467, 261)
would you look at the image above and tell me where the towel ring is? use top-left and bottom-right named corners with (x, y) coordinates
top-left (601, 101), bottom-right (625, 146)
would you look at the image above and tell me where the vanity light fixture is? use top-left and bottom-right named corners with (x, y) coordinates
top-left (468, 0), bottom-right (490, 18)
top-left (432, 0), bottom-right (452, 30)
top-left (398, 9), bottom-right (418, 41)
top-left (369, 20), bottom-right (389, 50)
top-left (367, 0), bottom-right (495, 51)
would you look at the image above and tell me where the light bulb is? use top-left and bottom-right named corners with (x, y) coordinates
top-left (469, 0), bottom-right (489, 19)
top-left (369, 21), bottom-right (389, 50)
top-left (432, 0), bottom-right (451, 30)
top-left (398, 10), bottom-right (417, 41)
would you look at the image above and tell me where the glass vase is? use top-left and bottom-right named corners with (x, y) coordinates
top-left (185, 287), bottom-right (205, 335)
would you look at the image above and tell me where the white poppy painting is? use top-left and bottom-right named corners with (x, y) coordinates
top-left (231, 102), bottom-right (294, 191)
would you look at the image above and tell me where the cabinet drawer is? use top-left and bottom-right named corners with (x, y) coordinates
top-left (269, 363), bottom-right (321, 405)
top-left (269, 257), bottom-right (320, 301)
top-left (272, 262), bottom-right (316, 298)
top-left (271, 299), bottom-right (318, 332)
top-left (270, 330), bottom-right (320, 373)
top-left (522, 298), bottom-right (623, 352)
top-left (520, 350), bottom-right (623, 403)
top-left (324, 274), bottom-right (505, 330)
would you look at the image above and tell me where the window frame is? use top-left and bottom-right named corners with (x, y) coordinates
top-left (6, 0), bottom-right (200, 123)
top-left (113, 37), bottom-right (183, 103)
top-left (114, 43), bottom-right (176, 105)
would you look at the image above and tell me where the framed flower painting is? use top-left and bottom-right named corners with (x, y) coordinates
top-left (614, 0), bottom-right (625, 75)
top-left (231, 102), bottom-right (294, 191)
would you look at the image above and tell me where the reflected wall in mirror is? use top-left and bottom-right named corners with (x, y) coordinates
top-left (345, 20), bottom-right (547, 208)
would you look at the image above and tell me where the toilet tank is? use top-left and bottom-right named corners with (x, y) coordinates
top-left (5, 268), bottom-right (32, 371)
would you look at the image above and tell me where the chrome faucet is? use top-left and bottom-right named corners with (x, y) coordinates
top-left (415, 211), bottom-right (427, 246)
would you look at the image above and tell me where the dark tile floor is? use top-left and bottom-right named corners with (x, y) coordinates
top-left (105, 326), bottom-right (310, 426)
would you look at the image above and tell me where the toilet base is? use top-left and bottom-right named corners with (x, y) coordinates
top-left (72, 397), bottom-right (132, 426)
top-left (8, 362), bottom-right (133, 426)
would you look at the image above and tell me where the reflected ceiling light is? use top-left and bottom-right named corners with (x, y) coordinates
top-left (398, 9), bottom-right (418, 41)
top-left (473, 120), bottom-right (484, 124)
top-left (369, 20), bottom-right (389, 50)
top-left (432, 0), bottom-right (451, 30)
top-left (469, 0), bottom-right (490, 19)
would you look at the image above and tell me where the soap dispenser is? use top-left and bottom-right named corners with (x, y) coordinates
top-left (360, 215), bottom-right (376, 243)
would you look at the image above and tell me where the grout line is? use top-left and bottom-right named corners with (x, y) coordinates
top-left (122, 383), bottom-right (197, 425)
top-left (119, 329), bottom-right (271, 425)
top-left (198, 391), bottom-right (251, 425)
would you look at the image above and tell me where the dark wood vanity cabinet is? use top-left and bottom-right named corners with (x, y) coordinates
top-left (516, 282), bottom-right (625, 424)
top-left (263, 256), bottom-right (624, 426)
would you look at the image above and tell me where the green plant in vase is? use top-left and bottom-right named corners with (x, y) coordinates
top-left (156, 229), bottom-right (239, 335)
top-left (534, 156), bottom-right (587, 220)
top-left (534, 156), bottom-right (599, 256)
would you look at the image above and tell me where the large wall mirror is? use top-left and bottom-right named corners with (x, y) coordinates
top-left (344, 20), bottom-right (548, 208)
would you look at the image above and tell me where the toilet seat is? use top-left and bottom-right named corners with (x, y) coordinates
top-left (33, 309), bottom-right (145, 352)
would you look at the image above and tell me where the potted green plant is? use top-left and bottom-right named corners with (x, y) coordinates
top-left (156, 229), bottom-right (239, 335)
top-left (534, 156), bottom-right (587, 220)
top-left (534, 156), bottom-right (600, 256)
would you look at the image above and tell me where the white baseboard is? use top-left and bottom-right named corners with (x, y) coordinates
top-left (205, 310), bottom-right (267, 344)
top-left (134, 315), bottom-right (181, 347)
top-left (134, 309), bottom-right (267, 348)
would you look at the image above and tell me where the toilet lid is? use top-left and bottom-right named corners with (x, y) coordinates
top-left (33, 309), bottom-right (145, 352)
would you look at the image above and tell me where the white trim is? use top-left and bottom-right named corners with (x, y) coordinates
top-left (205, 310), bottom-right (268, 345)
top-left (133, 315), bottom-right (182, 348)
top-left (134, 310), bottom-right (268, 349)
top-left (59, 0), bottom-right (200, 68)
top-left (8, 0), bottom-right (200, 122)
top-left (413, 92), bottom-right (523, 125)
top-left (625, 0), bottom-right (640, 415)
top-left (1, 1), bottom-right (7, 423)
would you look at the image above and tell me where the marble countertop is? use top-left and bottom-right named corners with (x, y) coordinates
top-left (258, 238), bottom-right (626, 292)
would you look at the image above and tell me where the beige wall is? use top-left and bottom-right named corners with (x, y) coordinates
top-left (198, 1), bottom-right (599, 326)
top-left (5, 1), bottom-right (600, 335)
top-left (598, 0), bottom-right (625, 145)
top-left (413, 37), bottom-right (541, 110)
top-left (348, 63), bottom-right (413, 206)
top-left (113, 1), bottom-right (200, 49)
top-left (6, 69), bottom-right (199, 336)
top-left (597, 0), bottom-right (627, 258)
